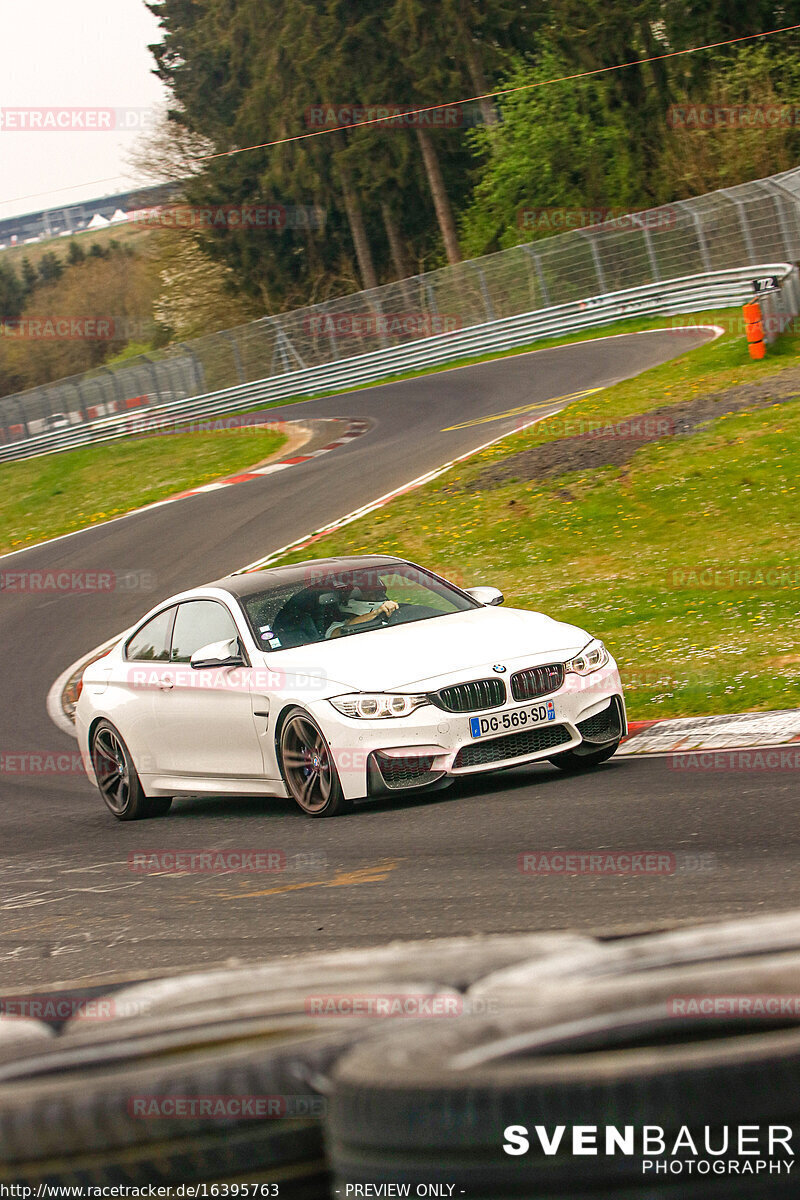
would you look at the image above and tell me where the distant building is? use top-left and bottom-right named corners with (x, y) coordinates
top-left (0, 183), bottom-right (178, 246)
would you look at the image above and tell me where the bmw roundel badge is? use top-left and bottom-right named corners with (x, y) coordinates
top-left (492, 664), bottom-right (507, 673)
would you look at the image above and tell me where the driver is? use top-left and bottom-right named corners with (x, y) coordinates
top-left (325, 582), bottom-right (399, 639)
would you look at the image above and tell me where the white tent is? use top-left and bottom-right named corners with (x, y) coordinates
top-left (110, 209), bottom-right (128, 224)
top-left (87, 213), bottom-right (110, 229)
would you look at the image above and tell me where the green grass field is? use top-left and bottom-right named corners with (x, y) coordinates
top-left (0, 424), bottom-right (286, 555)
top-left (273, 317), bottom-right (800, 719)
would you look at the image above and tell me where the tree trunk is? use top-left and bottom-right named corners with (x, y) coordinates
top-left (337, 155), bottom-right (379, 291)
top-left (462, 36), bottom-right (498, 127)
top-left (416, 128), bottom-right (462, 264)
top-left (381, 201), bottom-right (411, 281)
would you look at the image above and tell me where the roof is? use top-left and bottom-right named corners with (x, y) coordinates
top-left (208, 555), bottom-right (405, 598)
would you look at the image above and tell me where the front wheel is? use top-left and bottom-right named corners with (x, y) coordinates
top-left (91, 720), bottom-right (172, 820)
top-left (548, 739), bottom-right (621, 773)
top-left (279, 709), bottom-right (353, 817)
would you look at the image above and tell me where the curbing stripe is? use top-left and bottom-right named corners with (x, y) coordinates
top-left (620, 710), bottom-right (800, 755)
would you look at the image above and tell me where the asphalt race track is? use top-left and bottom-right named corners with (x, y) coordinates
top-left (5, 328), bottom-right (797, 990)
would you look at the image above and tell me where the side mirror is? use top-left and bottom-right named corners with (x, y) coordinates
top-left (190, 638), bottom-right (245, 669)
top-left (465, 586), bottom-right (504, 607)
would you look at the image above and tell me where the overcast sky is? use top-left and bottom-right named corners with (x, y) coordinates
top-left (0, 0), bottom-right (169, 220)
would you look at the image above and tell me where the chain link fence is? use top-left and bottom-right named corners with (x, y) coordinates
top-left (3, 167), bottom-right (800, 444)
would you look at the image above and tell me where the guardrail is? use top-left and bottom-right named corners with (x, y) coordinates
top-left (2, 262), bottom-right (797, 464)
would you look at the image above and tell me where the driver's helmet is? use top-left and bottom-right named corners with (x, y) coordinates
top-left (340, 579), bottom-right (387, 616)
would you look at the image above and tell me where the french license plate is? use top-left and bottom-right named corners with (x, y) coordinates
top-left (470, 701), bottom-right (555, 739)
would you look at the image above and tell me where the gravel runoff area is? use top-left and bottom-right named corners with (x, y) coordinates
top-left (465, 366), bottom-right (800, 491)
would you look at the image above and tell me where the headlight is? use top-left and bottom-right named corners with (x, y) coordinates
top-left (565, 639), bottom-right (609, 676)
top-left (329, 693), bottom-right (430, 719)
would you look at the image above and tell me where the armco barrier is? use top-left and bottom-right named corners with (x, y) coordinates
top-left (1, 262), bottom-right (797, 465)
top-left (4, 163), bottom-right (800, 453)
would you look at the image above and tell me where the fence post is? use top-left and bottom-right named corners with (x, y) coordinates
top-left (579, 231), bottom-right (607, 294)
top-left (224, 331), bottom-right (247, 384)
top-left (720, 189), bottom-right (757, 264)
top-left (472, 264), bottom-right (496, 321)
top-left (522, 245), bottom-right (550, 306)
top-left (631, 216), bottom-right (660, 283)
top-left (675, 201), bottom-right (713, 272)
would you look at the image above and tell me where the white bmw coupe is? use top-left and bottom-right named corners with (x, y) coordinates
top-left (76, 556), bottom-right (626, 819)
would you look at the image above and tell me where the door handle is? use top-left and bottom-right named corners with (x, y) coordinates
top-left (158, 676), bottom-right (174, 691)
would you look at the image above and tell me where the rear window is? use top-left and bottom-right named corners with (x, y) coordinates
top-left (125, 607), bottom-right (176, 661)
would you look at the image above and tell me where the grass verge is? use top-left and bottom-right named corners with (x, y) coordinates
top-left (273, 317), bottom-right (800, 719)
top-left (0, 425), bottom-right (287, 556)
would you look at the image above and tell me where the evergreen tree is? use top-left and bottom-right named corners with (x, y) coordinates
top-left (20, 257), bottom-right (38, 294)
top-left (37, 252), bottom-right (64, 285)
top-left (0, 261), bottom-right (25, 318)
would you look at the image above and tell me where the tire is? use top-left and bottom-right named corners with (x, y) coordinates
top-left (327, 956), bottom-right (800, 1197)
top-left (90, 720), bottom-right (170, 821)
top-left (64, 934), bottom-right (600, 1029)
top-left (0, 988), bottom-right (457, 1187)
top-left (469, 909), bottom-right (800, 1005)
top-left (279, 708), bottom-right (353, 817)
top-left (0, 1020), bottom-right (342, 1186)
top-left (0, 1018), bottom-right (54, 1074)
top-left (548, 737), bottom-right (620, 772)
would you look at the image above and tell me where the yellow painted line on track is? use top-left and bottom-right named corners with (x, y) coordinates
top-left (441, 387), bottom-right (601, 432)
top-left (214, 858), bottom-right (400, 901)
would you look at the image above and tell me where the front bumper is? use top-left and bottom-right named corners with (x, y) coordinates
top-left (310, 662), bottom-right (626, 800)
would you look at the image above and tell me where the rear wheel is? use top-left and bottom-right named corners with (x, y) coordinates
top-left (279, 709), bottom-right (353, 817)
top-left (91, 720), bottom-right (171, 821)
top-left (548, 738), bottom-right (620, 772)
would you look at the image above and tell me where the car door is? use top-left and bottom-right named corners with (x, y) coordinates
top-left (150, 598), bottom-right (264, 781)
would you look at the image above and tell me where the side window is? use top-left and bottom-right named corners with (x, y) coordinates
top-left (125, 607), bottom-right (176, 662)
top-left (171, 600), bottom-right (240, 664)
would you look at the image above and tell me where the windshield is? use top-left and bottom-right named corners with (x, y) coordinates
top-left (239, 563), bottom-right (478, 651)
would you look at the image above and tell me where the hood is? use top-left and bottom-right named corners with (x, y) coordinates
top-left (264, 606), bottom-right (592, 693)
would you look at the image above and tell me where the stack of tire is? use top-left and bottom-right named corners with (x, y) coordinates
top-left (327, 912), bottom-right (800, 1198)
top-left (0, 933), bottom-right (594, 1192)
top-left (3, 916), bottom-right (800, 1196)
